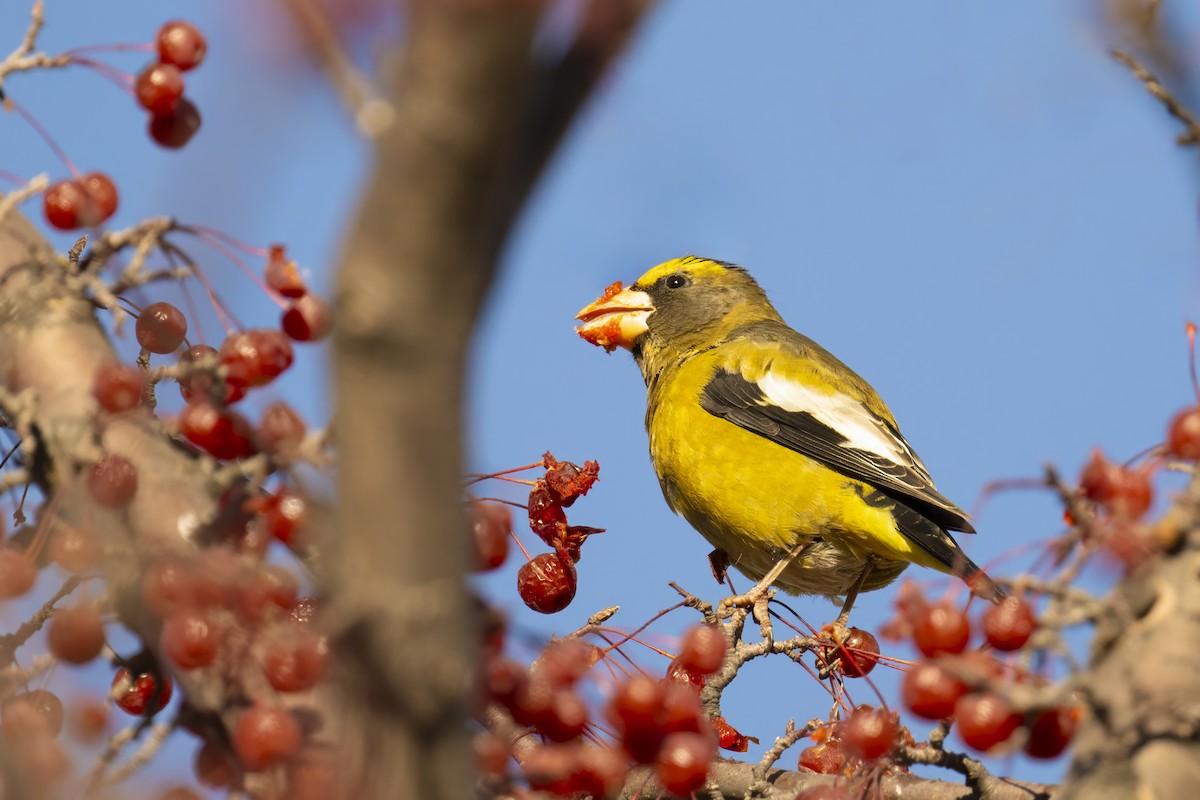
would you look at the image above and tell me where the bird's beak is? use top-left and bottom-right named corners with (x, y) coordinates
top-left (575, 283), bottom-right (654, 353)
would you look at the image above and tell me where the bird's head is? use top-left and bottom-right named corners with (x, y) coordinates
top-left (575, 256), bottom-right (782, 364)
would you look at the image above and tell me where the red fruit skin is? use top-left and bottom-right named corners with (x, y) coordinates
top-left (281, 295), bottom-right (332, 342)
top-left (0, 549), bottom-right (35, 598)
top-left (711, 716), bottom-right (751, 752)
top-left (232, 706), bottom-right (302, 769)
top-left (94, 363), bottom-right (143, 412)
top-left (825, 627), bottom-right (880, 678)
top-left (156, 21), bottom-right (207, 71)
top-left (257, 401), bottom-right (307, 457)
top-left (981, 597), bottom-right (1037, 651)
top-left (912, 602), bottom-right (971, 657)
top-left (954, 692), bottom-right (1022, 752)
top-left (88, 454), bottom-right (139, 508)
top-left (1168, 406), bottom-right (1200, 460)
top-left (655, 731), bottom-right (715, 796)
top-left (180, 401), bottom-right (257, 460)
top-left (797, 740), bottom-right (845, 774)
top-left (149, 97), bottom-right (202, 149)
top-left (136, 302), bottom-right (188, 354)
top-left (838, 707), bottom-right (897, 761)
top-left (665, 658), bottom-right (706, 693)
top-left (678, 623), bottom-right (727, 675)
top-left (43, 179), bottom-right (86, 230)
top-left (1023, 707), bottom-right (1079, 760)
top-left (516, 552), bottom-right (576, 614)
top-left (161, 609), bottom-right (220, 669)
top-left (471, 500), bottom-right (510, 572)
top-left (527, 484), bottom-right (567, 546)
top-left (79, 172), bottom-right (118, 225)
top-left (263, 633), bottom-right (327, 693)
top-left (112, 668), bottom-right (173, 716)
top-left (219, 329), bottom-right (295, 389)
top-left (902, 662), bottom-right (969, 720)
top-left (47, 604), bottom-right (106, 664)
top-left (136, 63), bottom-right (185, 115)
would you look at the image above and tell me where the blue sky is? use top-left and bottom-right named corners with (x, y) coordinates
top-left (4, 0), bottom-right (1199, 792)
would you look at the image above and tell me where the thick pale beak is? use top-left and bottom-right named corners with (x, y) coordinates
top-left (575, 285), bottom-right (654, 353)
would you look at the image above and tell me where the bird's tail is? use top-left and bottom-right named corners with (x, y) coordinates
top-left (955, 554), bottom-right (1006, 603)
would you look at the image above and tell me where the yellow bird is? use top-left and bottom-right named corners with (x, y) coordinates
top-left (575, 256), bottom-right (997, 618)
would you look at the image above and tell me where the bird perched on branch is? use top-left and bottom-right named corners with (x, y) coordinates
top-left (575, 256), bottom-right (999, 623)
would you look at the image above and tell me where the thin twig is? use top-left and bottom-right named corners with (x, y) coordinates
top-left (1112, 49), bottom-right (1200, 145)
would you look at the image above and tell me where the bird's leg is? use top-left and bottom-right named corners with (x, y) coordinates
top-left (827, 562), bottom-right (873, 641)
top-left (717, 543), bottom-right (805, 625)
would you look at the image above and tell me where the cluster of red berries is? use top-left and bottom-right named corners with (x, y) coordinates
top-left (480, 624), bottom-right (730, 797)
top-left (137, 21), bottom-right (206, 149)
top-left (266, 245), bottom-right (333, 342)
top-left (42, 171), bottom-right (120, 231)
top-left (1076, 449), bottom-right (1160, 569)
top-left (470, 453), bottom-right (602, 615)
top-left (518, 455), bottom-right (601, 614)
top-left (883, 585), bottom-right (1079, 759)
top-left (90, 292), bottom-right (322, 464)
top-left (797, 705), bottom-right (907, 778)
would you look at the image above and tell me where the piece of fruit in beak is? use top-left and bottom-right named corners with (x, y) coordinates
top-left (575, 282), bottom-right (654, 353)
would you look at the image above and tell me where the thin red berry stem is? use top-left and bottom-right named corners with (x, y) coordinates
top-left (593, 627), bottom-right (673, 659)
top-left (596, 601), bottom-right (688, 659)
top-left (163, 242), bottom-right (241, 334)
top-left (62, 42), bottom-right (155, 57)
top-left (65, 56), bottom-right (136, 92)
top-left (508, 530), bottom-right (531, 561)
top-left (189, 229), bottom-right (287, 308)
top-left (0, 170), bottom-right (29, 185)
top-left (181, 225), bottom-right (271, 259)
top-left (463, 461), bottom-right (544, 485)
top-left (1188, 321), bottom-right (1200, 403)
top-left (6, 99), bottom-right (82, 178)
top-left (178, 262), bottom-right (208, 345)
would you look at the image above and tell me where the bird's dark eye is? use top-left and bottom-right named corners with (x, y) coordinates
top-left (664, 273), bottom-right (689, 289)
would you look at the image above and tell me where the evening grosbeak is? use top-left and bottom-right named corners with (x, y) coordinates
top-left (575, 256), bottom-right (999, 613)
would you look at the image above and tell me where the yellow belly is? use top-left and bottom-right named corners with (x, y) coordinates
top-left (646, 357), bottom-right (930, 599)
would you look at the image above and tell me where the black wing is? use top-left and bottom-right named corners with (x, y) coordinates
top-left (700, 367), bottom-right (975, 533)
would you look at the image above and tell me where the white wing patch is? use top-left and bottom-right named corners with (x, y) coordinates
top-left (755, 370), bottom-right (933, 481)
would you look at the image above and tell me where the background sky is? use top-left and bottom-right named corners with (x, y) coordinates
top-left (4, 0), bottom-right (1200, 794)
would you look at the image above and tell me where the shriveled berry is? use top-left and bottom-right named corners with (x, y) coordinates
top-left (982, 596), bottom-right (1036, 651)
top-left (87, 453), bottom-right (138, 508)
top-left (954, 692), bottom-right (1021, 752)
top-left (527, 483), bottom-right (566, 546)
top-left (797, 739), bottom-right (844, 774)
top-left (94, 363), bottom-right (143, 412)
top-left (149, 97), bottom-right (202, 149)
top-left (232, 705), bottom-right (302, 769)
top-left (517, 552), bottom-right (576, 614)
top-left (902, 661), bottom-right (969, 720)
top-left (711, 716), bottom-right (752, 752)
top-left (264, 245), bottom-right (307, 298)
top-left (912, 602), bottom-right (971, 657)
top-left (838, 706), bottom-right (897, 761)
top-left (665, 658), bottom-right (705, 693)
top-left (136, 302), bottom-right (188, 354)
top-left (47, 603), bottom-right (106, 665)
top-left (677, 623), bottom-right (727, 675)
top-left (282, 295), bottom-right (333, 342)
top-left (136, 62), bottom-right (185, 115)
top-left (156, 21), bottom-right (207, 71)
